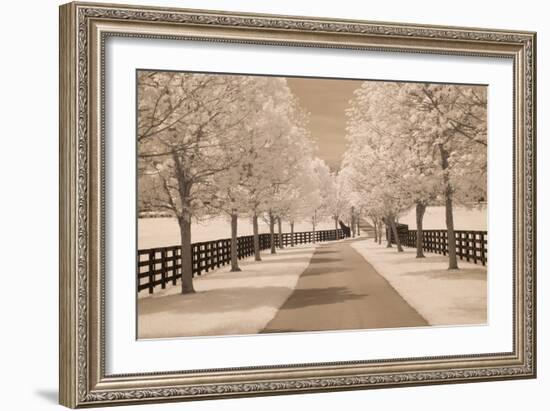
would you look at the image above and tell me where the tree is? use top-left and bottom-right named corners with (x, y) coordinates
top-left (397, 84), bottom-right (487, 268)
top-left (276, 158), bottom-right (324, 246)
top-left (137, 72), bottom-right (278, 293)
top-left (309, 159), bottom-right (332, 242)
top-left (344, 81), bottom-right (486, 266)
top-left (323, 171), bottom-right (350, 235)
top-left (337, 166), bottom-right (362, 238)
top-left (343, 104), bottom-right (415, 253)
top-left (345, 82), bottom-right (438, 255)
top-left (207, 171), bottom-right (248, 272)
top-left (206, 77), bottom-right (307, 270)
top-left (253, 90), bottom-right (314, 254)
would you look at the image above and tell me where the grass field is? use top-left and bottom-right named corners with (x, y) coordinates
top-left (398, 204), bottom-right (486, 231)
top-left (138, 216), bottom-right (335, 249)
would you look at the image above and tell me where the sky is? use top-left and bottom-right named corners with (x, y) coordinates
top-left (287, 77), bottom-right (364, 171)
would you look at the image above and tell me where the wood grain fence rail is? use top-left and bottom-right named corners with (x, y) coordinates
top-left (138, 229), bottom-right (344, 294)
top-left (388, 225), bottom-right (487, 266)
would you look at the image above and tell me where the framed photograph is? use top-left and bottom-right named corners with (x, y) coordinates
top-left (59, 1), bottom-right (536, 408)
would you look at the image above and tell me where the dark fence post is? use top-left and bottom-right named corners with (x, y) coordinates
top-left (160, 249), bottom-right (167, 289)
top-left (206, 241), bottom-right (212, 271)
top-left (148, 250), bottom-right (155, 294)
top-left (480, 232), bottom-right (486, 266)
top-left (471, 232), bottom-right (477, 264)
top-left (172, 248), bottom-right (178, 285)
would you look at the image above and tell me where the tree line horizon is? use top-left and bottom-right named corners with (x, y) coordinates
top-left (137, 70), bottom-right (487, 294)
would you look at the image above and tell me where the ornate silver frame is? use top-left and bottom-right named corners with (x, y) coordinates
top-left (59, 1), bottom-right (537, 408)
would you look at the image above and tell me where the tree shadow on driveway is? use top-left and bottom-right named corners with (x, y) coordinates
top-left (276, 286), bottom-right (368, 310)
top-left (311, 249), bottom-right (339, 255)
top-left (300, 267), bottom-right (353, 277)
top-left (307, 257), bottom-right (343, 264)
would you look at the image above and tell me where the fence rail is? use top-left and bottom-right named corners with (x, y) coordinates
top-left (138, 229), bottom-right (344, 294)
top-left (388, 225), bottom-right (487, 266)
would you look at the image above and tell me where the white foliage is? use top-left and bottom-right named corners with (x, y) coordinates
top-left (138, 72), bottom-right (323, 229)
top-left (343, 81), bottom-right (487, 224)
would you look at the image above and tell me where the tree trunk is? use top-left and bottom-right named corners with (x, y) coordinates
top-left (252, 213), bottom-right (261, 261)
top-left (390, 217), bottom-right (404, 252)
top-left (230, 212), bottom-right (241, 272)
top-left (334, 215), bottom-right (339, 238)
top-left (383, 219), bottom-right (392, 248)
top-left (312, 211), bottom-right (317, 243)
top-left (373, 220), bottom-right (378, 242)
top-left (178, 215), bottom-right (195, 294)
top-left (439, 144), bottom-right (459, 269)
top-left (445, 190), bottom-right (458, 269)
top-left (356, 215), bottom-right (361, 237)
top-left (172, 156), bottom-right (195, 294)
top-left (351, 206), bottom-right (356, 238)
top-left (378, 224), bottom-right (383, 245)
top-left (415, 202), bottom-right (426, 258)
top-left (277, 217), bottom-right (284, 249)
top-left (269, 211), bottom-right (276, 254)
top-left (290, 221), bottom-right (295, 247)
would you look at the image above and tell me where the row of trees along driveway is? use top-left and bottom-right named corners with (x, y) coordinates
top-left (343, 82), bottom-right (487, 268)
top-left (137, 72), bottom-right (355, 294)
top-left (138, 73), bottom-right (487, 295)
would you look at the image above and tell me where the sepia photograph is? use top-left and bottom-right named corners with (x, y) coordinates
top-left (136, 70), bottom-right (488, 339)
top-left (56, 3), bottom-right (537, 406)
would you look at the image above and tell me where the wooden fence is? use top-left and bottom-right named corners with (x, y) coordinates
top-left (387, 224), bottom-right (487, 266)
top-left (138, 229), bottom-right (344, 294)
